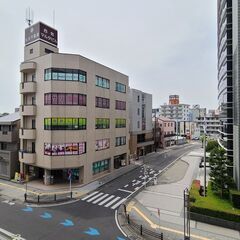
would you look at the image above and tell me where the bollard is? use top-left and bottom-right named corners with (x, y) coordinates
top-left (160, 232), bottom-right (163, 240)
top-left (140, 225), bottom-right (143, 235)
top-left (70, 191), bottom-right (73, 199)
top-left (123, 204), bottom-right (126, 214)
top-left (24, 193), bottom-right (27, 202)
top-left (37, 195), bottom-right (40, 203)
top-left (54, 194), bottom-right (56, 201)
top-left (127, 214), bottom-right (130, 224)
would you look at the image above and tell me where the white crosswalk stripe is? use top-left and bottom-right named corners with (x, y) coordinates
top-left (104, 197), bottom-right (121, 208)
top-left (87, 192), bottom-right (104, 202)
top-left (98, 195), bottom-right (115, 206)
top-left (92, 194), bottom-right (109, 204)
top-left (81, 191), bottom-right (99, 201)
top-left (111, 198), bottom-right (126, 210)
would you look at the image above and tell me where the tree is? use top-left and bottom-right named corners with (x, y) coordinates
top-left (209, 147), bottom-right (234, 198)
top-left (206, 140), bottom-right (219, 152)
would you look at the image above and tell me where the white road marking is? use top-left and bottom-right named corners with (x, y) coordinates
top-left (87, 192), bottom-right (104, 202)
top-left (132, 179), bottom-right (136, 182)
top-left (124, 184), bottom-right (129, 188)
top-left (135, 187), bottom-right (140, 191)
top-left (104, 197), bottom-right (121, 208)
top-left (98, 195), bottom-right (115, 206)
top-left (115, 210), bottom-right (127, 237)
top-left (111, 198), bottom-right (127, 210)
top-left (118, 189), bottom-right (133, 194)
top-left (81, 191), bottom-right (99, 201)
top-left (92, 194), bottom-right (109, 204)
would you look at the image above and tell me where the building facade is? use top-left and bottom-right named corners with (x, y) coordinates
top-left (233, 0), bottom-right (240, 189)
top-left (217, 0), bottom-right (234, 168)
top-left (19, 22), bottom-right (129, 185)
top-left (0, 111), bottom-right (20, 180)
top-left (129, 89), bottom-right (154, 158)
top-left (196, 110), bottom-right (221, 138)
top-left (189, 105), bottom-right (206, 122)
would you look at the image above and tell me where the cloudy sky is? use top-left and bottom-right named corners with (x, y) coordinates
top-left (0, 0), bottom-right (217, 113)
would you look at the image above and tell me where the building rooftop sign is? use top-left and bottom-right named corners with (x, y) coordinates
top-left (25, 22), bottom-right (58, 47)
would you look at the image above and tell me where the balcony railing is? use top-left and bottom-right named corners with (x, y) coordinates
top-left (19, 151), bottom-right (36, 164)
top-left (20, 81), bottom-right (36, 94)
top-left (19, 128), bottom-right (36, 140)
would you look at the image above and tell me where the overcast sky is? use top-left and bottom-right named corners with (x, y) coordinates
top-left (0, 0), bottom-right (217, 113)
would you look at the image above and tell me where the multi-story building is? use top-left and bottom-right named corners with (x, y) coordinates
top-left (0, 111), bottom-right (20, 180)
top-left (217, 0), bottom-right (234, 170)
top-left (189, 105), bottom-right (206, 122)
top-left (129, 89), bottom-right (154, 157)
top-left (19, 22), bottom-right (129, 185)
top-left (153, 117), bottom-right (175, 148)
top-left (232, 0), bottom-right (240, 189)
top-left (196, 110), bottom-right (220, 138)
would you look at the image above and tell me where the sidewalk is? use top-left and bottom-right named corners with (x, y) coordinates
top-left (122, 148), bottom-right (240, 240)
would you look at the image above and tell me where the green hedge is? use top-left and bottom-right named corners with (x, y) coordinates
top-left (190, 206), bottom-right (240, 223)
top-left (230, 190), bottom-right (240, 209)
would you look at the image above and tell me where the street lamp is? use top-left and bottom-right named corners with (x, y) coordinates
top-left (203, 115), bottom-right (207, 197)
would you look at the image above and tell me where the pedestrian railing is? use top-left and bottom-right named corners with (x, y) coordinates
top-left (119, 204), bottom-right (165, 239)
top-left (24, 191), bottom-right (73, 204)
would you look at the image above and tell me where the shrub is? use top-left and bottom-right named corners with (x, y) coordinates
top-left (230, 190), bottom-right (240, 209)
top-left (206, 140), bottom-right (218, 152)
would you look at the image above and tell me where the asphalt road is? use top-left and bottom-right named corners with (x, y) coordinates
top-left (0, 143), bottom-right (200, 240)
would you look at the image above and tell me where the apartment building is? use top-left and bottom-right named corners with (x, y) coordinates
top-left (196, 110), bottom-right (220, 138)
top-left (0, 111), bottom-right (20, 180)
top-left (129, 89), bottom-right (154, 158)
top-left (19, 22), bottom-right (129, 185)
top-left (189, 105), bottom-right (206, 122)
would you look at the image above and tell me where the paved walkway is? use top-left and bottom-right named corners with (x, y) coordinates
top-left (125, 149), bottom-right (240, 240)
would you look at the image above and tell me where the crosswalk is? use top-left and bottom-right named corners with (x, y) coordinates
top-left (81, 191), bottom-right (126, 210)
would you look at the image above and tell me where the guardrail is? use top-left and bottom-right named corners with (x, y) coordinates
top-left (24, 191), bottom-right (73, 204)
top-left (119, 204), bottom-right (164, 239)
top-left (0, 228), bottom-right (25, 240)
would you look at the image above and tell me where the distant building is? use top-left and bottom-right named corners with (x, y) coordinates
top-left (0, 111), bottom-right (20, 180)
top-left (129, 89), bottom-right (154, 158)
top-left (154, 117), bottom-right (175, 148)
top-left (189, 105), bottom-right (206, 122)
top-left (196, 110), bottom-right (220, 137)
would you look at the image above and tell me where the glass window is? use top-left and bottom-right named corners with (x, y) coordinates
top-left (116, 82), bottom-right (126, 93)
top-left (58, 93), bottom-right (65, 105)
top-left (79, 94), bottom-right (86, 106)
top-left (72, 143), bottom-right (78, 155)
top-left (52, 69), bottom-right (58, 80)
top-left (51, 93), bottom-right (58, 105)
top-left (65, 143), bottom-right (73, 155)
top-left (73, 70), bottom-right (78, 81)
top-left (44, 143), bottom-right (52, 155)
top-left (45, 93), bottom-right (52, 105)
top-left (72, 118), bottom-right (78, 130)
top-left (73, 94), bottom-right (79, 105)
top-left (44, 69), bottom-right (51, 80)
top-left (58, 69), bottom-right (66, 80)
top-left (79, 142), bottom-right (86, 154)
top-left (58, 144), bottom-right (65, 156)
top-left (66, 94), bottom-right (73, 105)
top-left (79, 71), bottom-right (86, 82)
top-left (66, 118), bottom-right (73, 130)
top-left (58, 118), bottom-right (65, 130)
top-left (66, 69), bottom-right (73, 81)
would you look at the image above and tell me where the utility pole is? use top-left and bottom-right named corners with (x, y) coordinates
top-left (203, 115), bottom-right (207, 197)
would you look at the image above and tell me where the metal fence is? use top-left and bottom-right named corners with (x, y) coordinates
top-left (119, 204), bottom-right (165, 240)
top-left (24, 191), bottom-right (73, 204)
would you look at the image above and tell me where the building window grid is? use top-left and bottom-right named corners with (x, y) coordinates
top-left (116, 136), bottom-right (126, 147)
top-left (115, 119), bottom-right (126, 128)
top-left (44, 142), bottom-right (86, 156)
top-left (96, 97), bottom-right (110, 109)
top-left (44, 118), bottom-right (87, 130)
top-left (95, 76), bottom-right (110, 89)
top-left (96, 118), bottom-right (110, 129)
top-left (44, 93), bottom-right (87, 106)
top-left (92, 159), bottom-right (110, 175)
top-left (44, 68), bottom-right (87, 83)
top-left (115, 82), bottom-right (126, 93)
top-left (116, 100), bottom-right (126, 110)
top-left (95, 139), bottom-right (110, 151)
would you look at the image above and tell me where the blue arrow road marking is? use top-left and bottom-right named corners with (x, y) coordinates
top-left (84, 227), bottom-right (100, 236)
top-left (60, 219), bottom-right (74, 227)
top-left (117, 237), bottom-right (126, 240)
top-left (22, 207), bottom-right (33, 212)
top-left (40, 212), bottom-right (52, 219)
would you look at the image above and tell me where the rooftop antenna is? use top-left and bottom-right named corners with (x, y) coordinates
top-left (53, 9), bottom-right (55, 28)
top-left (25, 7), bottom-right (34, 26)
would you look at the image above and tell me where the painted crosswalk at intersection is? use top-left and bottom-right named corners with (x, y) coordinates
top-left (81, 192), bottom-right (125, 210)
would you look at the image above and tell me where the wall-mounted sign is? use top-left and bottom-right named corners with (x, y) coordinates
top-left (25, 22), bottom-right (58, 46)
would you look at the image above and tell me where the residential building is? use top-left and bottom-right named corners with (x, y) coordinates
top-left (196, 110), bottom-right (220, 138)
top-left (189, 105), bottom-right (206, 122)
top-left (19, 22), bottom-right (129, 185)
top-left (0, 111), bottom-right (20, 180)
top-left (233, 0), bottom-right (240, 189)
top-left (152, 108), bottom-right (160, 118)
top-left (217, 0), bottom-right (234, 175)
top-left (129, 89), bottom-right (154, 158)
top-left (153, 117), bottom-right (175, 148)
